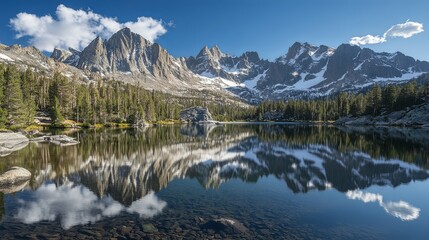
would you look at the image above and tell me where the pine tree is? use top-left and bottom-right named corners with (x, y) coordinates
top-left (370, 84), bottom-right (382, 115)
top-left (51, 96), bottom-right (64, 126)
top-left (4, 66), bottom-right (26, 126)
top-left (0, 64), bottom-right (6, 127)
top-left (383, 85), bottom-right (399, 111)
top-left (21, 69), bottom-right (37, 124)
top-left (0, 64), bottom-right (5, 103)
top-left (426, 80), bottom-right (429, 97)
top-left (147, 97), bottom-right (156, 122)
top-left (0, 108), bottom-right (7, 128)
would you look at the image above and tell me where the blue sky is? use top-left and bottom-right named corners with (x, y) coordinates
top-left (1, 0), bottom-right (428, 61)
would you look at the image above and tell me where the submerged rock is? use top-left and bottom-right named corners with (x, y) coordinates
top-left (0, 167), bottom-right (31, 189)
top-left (179, 107), bottom-right (216, 123)
top-left (0, 132), bottom-right (29, 157)
top-left (200, 218), bottom-right (248, 234)
top-left (142, 223), bottom-right (158, 233)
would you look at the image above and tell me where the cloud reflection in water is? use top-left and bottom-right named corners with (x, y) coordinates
top-left (15, 183), bottom-right (166, 229)
top-left (346, 190), bottom-right (420, 221)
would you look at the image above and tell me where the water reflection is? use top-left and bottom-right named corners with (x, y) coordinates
top-left (346, 190), bottom-right (420, 221)
top-left (15, 183), bottom-right (166, 229)
top-left (0, 180), bottom-right (29, 194)
top-left (0, 124), bottom-right (428, 228)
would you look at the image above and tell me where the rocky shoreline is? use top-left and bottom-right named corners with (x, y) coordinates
top-left (335, 101), bottom-right (429, 127)
top-left (0, 131), bottom-right (30, 157)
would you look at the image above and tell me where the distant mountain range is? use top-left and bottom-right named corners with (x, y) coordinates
top-left (1, 27), bottom-right (428, 102)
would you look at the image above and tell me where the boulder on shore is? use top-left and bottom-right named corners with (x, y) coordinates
top-left (0, 132), bottom-right (29, 157)
top-left (179, 107), bottom-right (216, 123)
top-left (0, 167), bottom-right (31, 189)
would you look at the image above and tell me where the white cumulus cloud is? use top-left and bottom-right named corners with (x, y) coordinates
top-left (349, 35), bottom-right (386, 46)
top-left (349, 20), bottom-right (424, 46)
top-left (384, 20), bottom-right (424, 39)
top-left (10, 4), bottom-right (168, 52)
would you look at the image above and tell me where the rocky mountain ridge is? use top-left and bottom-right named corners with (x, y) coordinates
top-left (0, 31), bottom-right (244, 105)
top-left (3, 27), bottom-right (428, 102)
top-left (187, 42), bottom-right (429, 100)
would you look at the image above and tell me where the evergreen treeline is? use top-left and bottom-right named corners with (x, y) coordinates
top-left (1, 62), bottom-right (428, 128)
top-left (0, 64), bottom-right (252, 128)
top-left (256, 77), bottom-right (429, 121)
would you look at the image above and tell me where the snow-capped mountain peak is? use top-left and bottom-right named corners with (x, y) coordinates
top-left (47, 29), bottom-right (429, 102)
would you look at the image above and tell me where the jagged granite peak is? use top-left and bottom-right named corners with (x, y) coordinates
top-left (323, 44), bottom-right (361, 81)
top-left (51, 47), bottom-right (81, 67)
top-left (279, 42), bottom-right (316, 64)
top-left (210, 45), bottom-right (225, 59)
top-left (76, 36), bottom-right (109, 72)
top-left (62, 27), bottom-right (195, 86)
top-left (276, 42), bottom-right (334, 68)
top-left (197, 45), bottom-right (210, 58)
top-left (104, 27), bottom-right (153, 73)
top-left (187, 45), bottom-right (270, 85)
top-left (240, 51), bottom-right (260, 64)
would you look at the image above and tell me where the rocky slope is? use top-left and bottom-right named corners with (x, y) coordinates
top-left (0, 43), bottom-right (89, 80)
top-left (335, 100), bottom-right (429, 126)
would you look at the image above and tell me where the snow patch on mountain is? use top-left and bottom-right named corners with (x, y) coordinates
top-left (0, 53), bottom-right (14, 61)
top-left (243, 70), bottom-right (267, 90)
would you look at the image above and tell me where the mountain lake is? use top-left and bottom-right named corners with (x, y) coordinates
top-left (0, 123), bottom-right (428, 239)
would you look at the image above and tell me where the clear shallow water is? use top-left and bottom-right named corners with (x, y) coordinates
top-left (0, 124), bottom-right (428, 239)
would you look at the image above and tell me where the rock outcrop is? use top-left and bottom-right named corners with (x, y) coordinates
top-left (179, 107), bottom-right (215, 123)
top-left (0, 132), bottom-right (29, 157)
top-left (335, 101), bottom-right (429, 127)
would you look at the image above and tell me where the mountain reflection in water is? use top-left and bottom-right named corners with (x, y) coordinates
top-left (0, 124), bottom-right (428, 229)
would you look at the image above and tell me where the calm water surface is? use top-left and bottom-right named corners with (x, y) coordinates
top-left (0, 124), bottom-right (428, 239)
